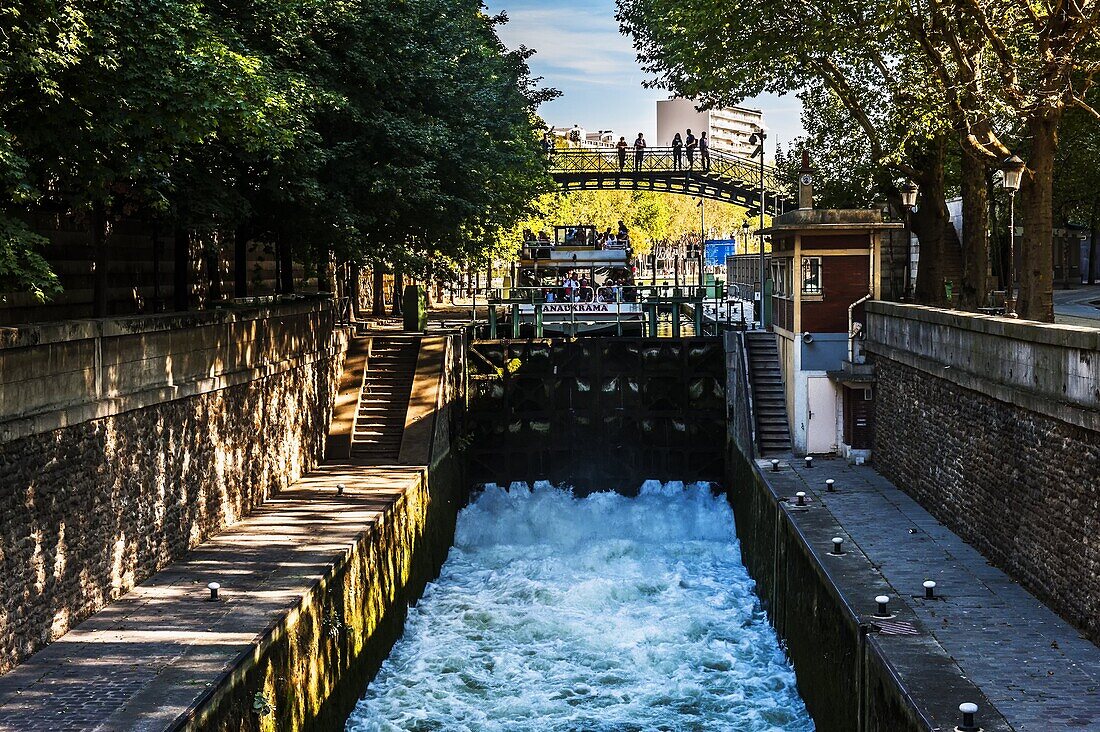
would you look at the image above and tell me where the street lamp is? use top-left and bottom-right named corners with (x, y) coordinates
top-left (698, 199), bottom-right (705, 289)
top-left (749, 127), bottom-right (768, 328)
top-left (1001, 155), bottom-right (1026, 318)
top-left (901, 180), bottom-right (919, 300)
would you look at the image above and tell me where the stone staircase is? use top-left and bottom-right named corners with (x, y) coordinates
top-left (351, 336), bottom-right (420, 463)
top-left (745, 331), bottom-right (792, 455)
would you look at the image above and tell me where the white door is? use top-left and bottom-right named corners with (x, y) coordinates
top-left (806, 377), bottom-right (837, 455)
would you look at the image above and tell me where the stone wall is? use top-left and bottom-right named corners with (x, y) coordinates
top-left (0, 299), bottom-right (347, 672)
top-left (724, 331), bottom-right (755, 462)
top-left (185, 332), bottom-right (468, 732)
top-left (723, 448), bottom-right (1010, 732)
top-left (865, 301), bottom-right (1100, 645)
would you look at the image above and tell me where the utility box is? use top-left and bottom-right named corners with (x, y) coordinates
top-left (402, 284), bottom-right (426, 332)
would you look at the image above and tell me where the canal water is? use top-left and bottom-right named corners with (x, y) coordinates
top-left (345, 482), bottom-right (813, 731)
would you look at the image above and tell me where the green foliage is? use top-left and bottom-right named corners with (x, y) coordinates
top-left (0, 216), bottom-right (60, 301)
top-left (0, 0), bottom-right (553, 297)
top-left (1054, 91), bottom-right (1100, 225)
top-left (512, 190), bottom-right (754, 257)
top-left (251, 691), bottom-right (273, 716)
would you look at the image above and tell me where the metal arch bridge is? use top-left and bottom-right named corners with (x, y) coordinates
top-left (548, 147), bottom-right (797, 215)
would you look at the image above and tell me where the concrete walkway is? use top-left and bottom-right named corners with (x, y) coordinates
top-left (762, 458), bottom-right (1100, 731)
top-left (0, 465), bottom-right (422, 732)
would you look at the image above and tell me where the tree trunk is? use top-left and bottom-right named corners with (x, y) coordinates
top-left (958, 144), bottom-right (989, 309)
top-left (320, 246), bottom-right (336, 294)
top-left (173, 227), bottom-right (191, 311)
top-left (391, 264), bottom-right (403, 317)
top-left (234, 222), bottom-right (249, 297)
top-left (348, 261), bottom-right (361, 320)
top-left (1089, 196), bottom-right (1099, 285)
top-left (1018, 113), bottom-right (1060, 322)
top-left (151, 224), bottom-right (162, 312)
top-left (91, 203), bottom-right (110, 317)
top-left (911, 138), bottom-right (950, 305)
top-left (204, 238), bottom-right (222, 303)
top-left (278, 237), bottom-right (294, 294)
top-left (372, 266), bottom-right (386, 316)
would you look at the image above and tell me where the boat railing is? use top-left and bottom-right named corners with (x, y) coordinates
top-left (462, 284), bottom-right (752, 336)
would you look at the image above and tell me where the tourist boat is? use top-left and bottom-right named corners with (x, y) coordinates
top-left (502, 225), bottom-right (644, 336)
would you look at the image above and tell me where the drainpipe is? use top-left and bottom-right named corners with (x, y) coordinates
top-left (848, 294), bottom-right (872, 363)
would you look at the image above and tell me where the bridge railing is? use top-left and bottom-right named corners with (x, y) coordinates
top-left (548, 146), bottom-right (793, 203)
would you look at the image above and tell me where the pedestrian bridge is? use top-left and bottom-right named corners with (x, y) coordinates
top-left (549, 147), bottom-right (797, 214)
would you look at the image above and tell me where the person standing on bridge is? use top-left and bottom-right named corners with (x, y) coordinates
top-left (700, 131), bottom-right (711, 171)
top-left (616, 136), bottom-right (628, 171)
top-left (633, 133), bottom-right (646, 171)
top-left (685, 129), bottom-right (697, 169)
top-left (672, 132), bottom-right (684, 170)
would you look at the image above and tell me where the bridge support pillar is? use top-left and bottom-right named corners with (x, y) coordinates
top-left (488, 304), bottom-right (498, 339)
top-left (535, 303), bottom-right (544, 338)
top-left (645, 303), bottom-right (658, 337)
top-left (512, 304), bottom-right (521, 338)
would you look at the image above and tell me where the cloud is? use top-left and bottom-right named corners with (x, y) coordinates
top-left (494, 5), bottom-right (642, 83)
top-left (487, 0), bottom-right (806, 140)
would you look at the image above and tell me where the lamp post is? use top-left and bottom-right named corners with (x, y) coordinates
top-left (901, 180), bottom-right (919, 300)
top-left (698, 199), bottom-right (705, 290)
top-left (1001, 155), bottom-right (1026, 318)
top-left (749, 128), bottom-right (768, 329)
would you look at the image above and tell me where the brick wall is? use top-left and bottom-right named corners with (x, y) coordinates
top-left (867, 302), bottom-right (1100, 645)
top-left (0, 301), bottom-right (347, 672)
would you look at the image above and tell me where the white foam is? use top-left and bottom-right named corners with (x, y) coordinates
top-left (346, 482), bottom-right (814, 731)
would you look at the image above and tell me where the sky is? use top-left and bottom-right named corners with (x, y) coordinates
top-left (486, 0), bottom-right (805, 150)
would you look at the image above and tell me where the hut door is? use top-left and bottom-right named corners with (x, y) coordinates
top-left (806, 377), bottom-right (837, 454)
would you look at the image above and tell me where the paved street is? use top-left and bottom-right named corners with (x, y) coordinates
top-left (761, 458), bottom-right (1100, 732)
top-left (1054, 284), bottom-right (1100, 328)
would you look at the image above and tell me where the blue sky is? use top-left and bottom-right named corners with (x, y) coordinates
top-left (487, 0), bottom-right (805, 149)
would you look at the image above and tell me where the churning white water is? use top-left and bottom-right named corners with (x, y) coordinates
top-left (345, 481), bottom-right (814, 732)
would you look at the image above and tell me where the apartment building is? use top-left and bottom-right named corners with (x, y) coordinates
top-left (656, 97), bottom-right (763, 157)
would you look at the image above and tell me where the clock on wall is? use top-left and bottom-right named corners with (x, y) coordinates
top-left (800, 173), bottom-right (813, 186)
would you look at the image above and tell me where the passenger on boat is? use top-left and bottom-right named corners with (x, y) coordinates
top-left (579, 276), bottom-right (593, 301)
top-left (562, 274), bottom-right (579, 302)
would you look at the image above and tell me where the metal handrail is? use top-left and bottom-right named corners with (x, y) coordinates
top-left (548, 146), bottom-right (795, 212)
top-left (475, 283), bottom-right (757, 305)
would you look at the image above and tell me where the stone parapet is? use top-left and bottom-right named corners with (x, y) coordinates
top-left (864, 301), bottom-right (1100, 432)
top-left (0, 296), bottom-right (341, 443)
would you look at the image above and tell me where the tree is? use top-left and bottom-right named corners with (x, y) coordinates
top-left (900, 0), bottom-right (1100, 319)
top-left (0, 0), bottom-right (554, 312)
top-left (507, 189), bottom-right (753, 260)
top-left (1053, 93), bottom-right (1100, 284)
top-left (617, 0), bottom-right (961, 305)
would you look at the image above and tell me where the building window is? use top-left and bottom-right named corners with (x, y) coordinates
top-left (771, 259), bottom-right (792, 297)
top-left (801, 256), bottom-right (823, 295)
